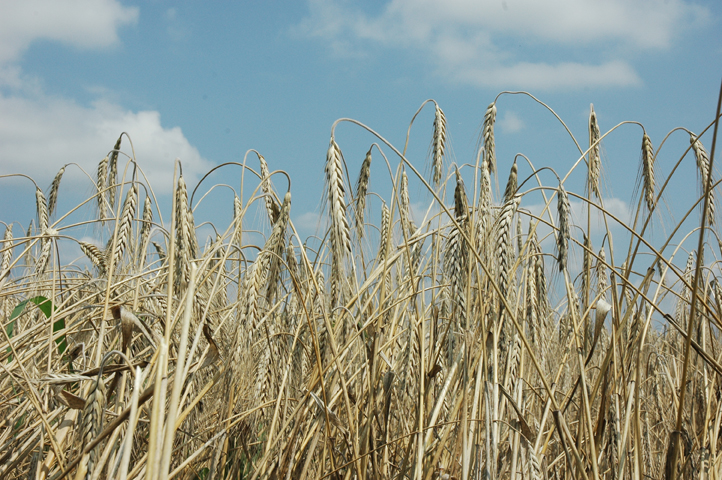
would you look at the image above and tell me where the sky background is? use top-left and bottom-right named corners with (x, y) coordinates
top-left (0, 0), bottom-right (721, 265)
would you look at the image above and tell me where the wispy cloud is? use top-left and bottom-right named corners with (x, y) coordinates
top-left (297, 0), bottom-right (709, 90)
top-left (499, 110), bottom-right (524, 134)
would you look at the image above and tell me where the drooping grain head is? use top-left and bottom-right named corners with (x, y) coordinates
top-left (690, 133), bottom-right (715, 225)
top-left (454, 168), bottom-right (469, 223)
top-left (355, 148), bottom-right (372, 239)
top-left (482, 103), bottom-right (497, 174)
top-left (48, 165), bottom-right (65, 217)
top-left (588, 104), bottom-right (601, 198)
top-left (502, 160), bottom-right (518, 205)
top-left (642, 132), bottom-right (655, 212)
top-left (79, 241), bottom-right (107, 274)
top-left (259, 154), bottom-right (280, 224)
top-left (556, 184), bottom-right (570, 272)
top-left (432, 103), bottom-right (447, 187)
top-left (265, 191), bottom-right (291, 303)
top-left (108, 135), bottom-right (122, 209)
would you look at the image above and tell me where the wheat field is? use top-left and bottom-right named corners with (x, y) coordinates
top-left (1, 91), bottom-right (721, 480)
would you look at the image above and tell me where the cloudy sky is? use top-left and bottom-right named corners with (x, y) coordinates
top-left (0, 0), bottom-right (720, 241)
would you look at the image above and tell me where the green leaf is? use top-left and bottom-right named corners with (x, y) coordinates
top-left (7, 296), bottom-right (66, 362)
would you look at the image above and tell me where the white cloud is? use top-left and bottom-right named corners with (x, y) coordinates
top-left (499, 110), bottom-right (524, 134)
top-left (0, 1), bottom-right (211, 194)
top-left (0, 0), bottom-right (138, 63)
top-left (0, 92), bottom-right (212, 194)
top-left (298, 0), bottom-right (709, 89)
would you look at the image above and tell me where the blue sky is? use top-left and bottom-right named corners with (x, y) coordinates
top-left (1, 0), bottom-right (720, 246)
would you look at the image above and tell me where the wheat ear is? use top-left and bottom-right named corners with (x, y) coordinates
top-left (432, 103), bottom-right (447, 187)
top-left (2, 224), bottom-right (13, 277)
top-left (691, 133), bottom-right (715, 225)
top-left (496, 195), bottom-right (520, 299)
top-left (483, 103), bottom-right (497, 174)
top-left (48, 165), bottom-right (65, 217)
top-left (80, 242), bottom-right (107, 274)
top-left (75, 376), bottom-right (106, 480)
top-left (111, 184), bottom-right (138, 269)
top-left (36, 187), bottom-right (48, 234)
top-left (138, 195), bottom-right (153, 257)
top-left (107, 136), bottom-right (121, 209)
top-left (326, 138), bottom-right (350, 305)
top-left (96, 156), bottom-right (108, 225)
top-left (259, 154), bottom-right (280, 223)
top-left (588, 104), bottom-right (601, 198)
top-left (503, 160), bottom-right (518, 204)
top-left (556, 184), bottom-right (570, 272)
top-left (642, 132), bottom-right (655, 211)
top-left (355, 148), bottom-right (372, 239)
